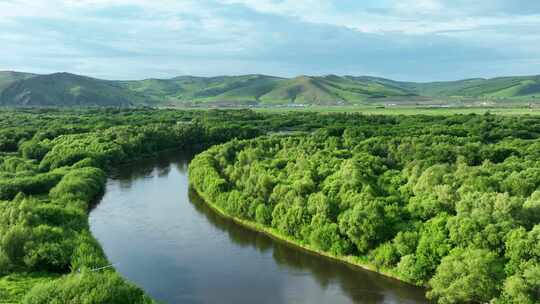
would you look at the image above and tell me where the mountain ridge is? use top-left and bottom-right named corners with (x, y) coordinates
top-left (1, 71), bottom-right (539, 107)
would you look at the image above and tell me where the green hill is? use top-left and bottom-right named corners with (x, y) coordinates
top-left (0, 73), bottom-right (144, 107)
top-left (406, 76), bottom-right (540, 100)
top-left (258, 75), bottom-right (415, 105)
top-left (0, 71), bottom-right (37, 92)
top-left (120, 75), bottom-right (284, 104)
top-left (259, 76), bottom-right (342, 105)
top-left (1, 71), bottom-right (539, 107)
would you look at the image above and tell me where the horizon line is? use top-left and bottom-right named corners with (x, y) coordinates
top-left (1, 69), bottom-right (539, 84)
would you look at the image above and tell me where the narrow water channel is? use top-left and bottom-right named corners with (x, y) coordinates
top-left (89, 151), bottom-right (428, 304)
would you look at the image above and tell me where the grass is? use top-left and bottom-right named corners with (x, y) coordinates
top-left (0, 273), bottom-right (60, 303)
top-left (254, 105), bottom-right (540, 115)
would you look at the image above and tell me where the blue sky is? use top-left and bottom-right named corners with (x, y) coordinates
top-left (1, 0), bottom-right (539, 81)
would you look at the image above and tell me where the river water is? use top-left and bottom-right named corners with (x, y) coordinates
top-left (89, 151), bottom-right (428, 304)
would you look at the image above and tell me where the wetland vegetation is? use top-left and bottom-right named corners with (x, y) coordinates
top-left (1, 108), bottom-right (540, 303)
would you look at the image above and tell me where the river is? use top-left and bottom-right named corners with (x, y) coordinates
top-left (89, 150), bottom-right (429, 304)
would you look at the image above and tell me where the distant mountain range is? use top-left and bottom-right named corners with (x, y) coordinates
top-left (1, 71), bottom-right (539, 107)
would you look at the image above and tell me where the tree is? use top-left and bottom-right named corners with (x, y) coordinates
top-left (447, 191), bottom-right (520, 252)
top-left (370, 243), bottom-right (399, 269)
top-left (338, 199), bottom-right (386, 254)
top-left (497, 262), bottom-right (540, 304)
top-left (428, 248), bottom-right (504, 304)
top-left (255, 204), bottom-right (272, 225)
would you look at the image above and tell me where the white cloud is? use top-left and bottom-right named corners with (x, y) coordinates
top-left (0, 0), bottom-right (539, 80)
top-left (219, 0), bottom-right (540, 36)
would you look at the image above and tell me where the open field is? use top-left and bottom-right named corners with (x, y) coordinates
top-left (254, 105), bottom-right (540, 115)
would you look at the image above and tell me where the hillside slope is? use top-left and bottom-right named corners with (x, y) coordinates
top-left (1, 71), bottom-right (539, 107)
top-left (406, 76), bottom-right (540, 99)
top-left (120, 75), bottom-right (284, 104)
top-left (0, 71), bottom-right (37, 92)
top-left (0, 73), bottom-right (143, 107)
top-left (259, 75), bottom-right (416, 105)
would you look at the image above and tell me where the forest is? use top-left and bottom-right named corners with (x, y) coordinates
top-left (0, 108), bottom-right (278, 303)
top-left (190, 112), bottom-right (540, 304)
top-left (1, 108), bottom-right (540, 303)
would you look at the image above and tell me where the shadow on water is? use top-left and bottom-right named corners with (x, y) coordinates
top-left (188, 190), bottom-right (428, 304)
top-left (110, 150), bottom-right (194, 187)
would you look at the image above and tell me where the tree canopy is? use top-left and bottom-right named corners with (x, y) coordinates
top-left (190, 111), bottom-right (540, 303)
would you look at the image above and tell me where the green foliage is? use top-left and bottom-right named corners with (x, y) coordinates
top-left (428, 248), bottom-right (504, 304)
top-left (1, 108), bottom-right (293, 302)
top-left (308, 213), bottom-right (351, 255)
top-left (0, 171), bottom-right (64, 200)
top-left (22, 271), bottom-right (153, 304)
top-left (5, 108), bottom-right (540, 303)
top-left (447, 191), bottom-right (521, 253)
top-left (0, 272), bottom-right (60, 304)
top-left (338, 198), bottom-right (388, 254)
top-left (1, 225), bottom-right (30, 267)
top-left (497, 263), bottom-right (540, 304)
top-left (370, 243), bottom-right (399, 269)
top-left (20, 139), bottom-right (51, 161)
top-left (255, 204), bottom-right (272, 225)
top-left (190, 111), bottom-right (540, 303)
top-left (49, 167), bottom-right (106, 205)
top-left (504, 225), bottom-right (540, 276)
top-left (70, 232), bottom-right (109, 272)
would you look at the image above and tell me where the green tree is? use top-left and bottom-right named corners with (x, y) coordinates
top-left (428, 248), bottom-right (504, 304)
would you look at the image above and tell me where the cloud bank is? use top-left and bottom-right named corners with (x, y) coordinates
top-left (1, 0), bottom-right (539, 81)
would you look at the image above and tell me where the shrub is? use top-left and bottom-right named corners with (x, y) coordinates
top-left (370, 243), bottom-right (399, 269)
top-left (255, 204), bottom-right (272, 225)
top-left (22, 271), bottom-right (154, 304)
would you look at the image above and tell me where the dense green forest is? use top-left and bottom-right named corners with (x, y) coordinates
top-left (190, 113), bottom-right (540, 304)
top-left (3, 108), bottom-right (540, 303)
top-left (2, 108), bottom-right (397, 302)
top-left (0, 108), bottom-right (285, 302)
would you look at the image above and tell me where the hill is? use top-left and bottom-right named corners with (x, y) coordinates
top-left (403, 76), bottom-right (540, 100)
top-left (0, 71), bottom-right (37, 92)
top-left (258, 75), bottom-right (415, 105)
top-left (0, 73), bottom-right (143, 107)
top-left (0, 71), bottom-right (539, 107)
top-left (120, 74), bottom-right (416, 105)
top-left (119, 74), bottom-right (284, 104)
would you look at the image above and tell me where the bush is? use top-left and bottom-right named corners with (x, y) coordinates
top-left (1, 225), bottom-right (30, 266)
top-left (370, 243), bottom-right (399, 269)
top-left (23, 225), bottom-right (77, 272)
top-left (255, 204), bottom-right (272, 225)
top-left (22, 271), bottom-right (154, 304)
top-left (20, 139), bottom-right (51, 161)
top-left (0, 249), bottom-right (12, 275)
top-left (49, 167), bottom-right (106, 204)
top-left (309, 222), bottom-right (341, 253)
top-left (70, 232), bottom-right (108, 272)
top-left (0, 171), bottom-right (64, 200)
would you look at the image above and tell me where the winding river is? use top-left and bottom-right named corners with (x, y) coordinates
top-left (89, 151), bottom-right (428, 304)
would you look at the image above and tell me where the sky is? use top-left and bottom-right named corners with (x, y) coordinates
top-left (1, 0), bottom-right (539, 81)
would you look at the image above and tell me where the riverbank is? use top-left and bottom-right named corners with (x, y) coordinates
top-left (0, 108), bottom-right (267, 302)
top-left (189, 183), bottom-right (421, 288)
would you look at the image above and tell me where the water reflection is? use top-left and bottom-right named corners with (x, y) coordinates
top-left (90, 151), bottom-right (428, 304)
top-left (188, 190), bottom-right (427, 304)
